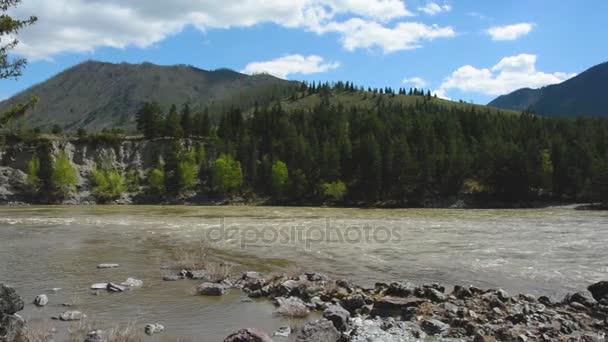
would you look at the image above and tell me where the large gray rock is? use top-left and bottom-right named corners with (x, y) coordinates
top-left (34, 294), bottom-right (49, 307)
top-left (198, 283), bottom-right (226, 296)
top-left (84, 330), bottom-right (107, 342)
top-left (323, 305), bottom-right (350, 331)
top-left (0, 284), bottom-right (24, 315)
top-left (274, 297), bottom-right (310, 317)
top-left (420, 319), bottom-right (449, 336)
top-left (121, 277), bottom-right (143, 288)
top-left (144, 323), bottom-right (165, 335)
top-left (57, 310), bottom-right (86, 321)
top-left (350, 317), bottom-right (425, 342)
top-left (295, 318), bottom-right (340, 342)
top-left (588, 281), bottom-right (608, 302)
top-left (0, 314), bottom-right (27, 342)
top-left (223, 328), bottom-right (274, 342)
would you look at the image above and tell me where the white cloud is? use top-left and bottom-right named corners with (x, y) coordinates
top-left (242, 54), bottom-right (340, 79)
top-left (418, 2), bottom-right (452, 16)
top-left (8, 0), bottom-right (450, 60)
top-left (487, 23), bottom-right (534, 41)
top-left (437, 53), bottom-right (576, 97)
top-left (403, 77), bottom-right (428, 88)
top-left (323, 18), bottom-right (455, 53)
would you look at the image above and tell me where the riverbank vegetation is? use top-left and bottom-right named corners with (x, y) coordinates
top-left (4, 82), bottom-right (608, 207)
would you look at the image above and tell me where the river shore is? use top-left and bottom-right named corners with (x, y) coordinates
top-left (2, 266), bottom-right (608, 341)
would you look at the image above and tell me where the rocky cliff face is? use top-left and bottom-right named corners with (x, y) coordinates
top-left (0, 138), bottom-right (211, 204)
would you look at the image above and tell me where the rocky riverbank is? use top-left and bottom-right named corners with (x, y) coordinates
top-left (3, 267), bottom-right (608, 341)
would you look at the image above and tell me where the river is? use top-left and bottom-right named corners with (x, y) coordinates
top-left (0, 206), bottom-right (606, 340)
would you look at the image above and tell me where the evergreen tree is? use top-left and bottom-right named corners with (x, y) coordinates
top-left (164, 104), bottom-right (184, 138)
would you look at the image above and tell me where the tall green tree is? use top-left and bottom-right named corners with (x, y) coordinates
top-left (212, 154), bottom-right (243, 194)
top-left (0, 0), bottom-right (37, 127)
top-left (271, 160), bottom-right (289, 199)
top-left (164, 105), bottom-right (184, 138)
top-left (135, 102), bottom-right (163, 138)
top-left (51, 151), bottom-right (78, 196)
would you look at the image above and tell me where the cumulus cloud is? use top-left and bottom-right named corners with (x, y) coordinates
top-left (418, 2), bottom-right (452, 16)
top-left (242, 54), bottom-right (340, 79)
top-left (403, 77), bottom-right (428, 88)
top-left (6, 0), bottom-right (456, 60)
top-left (487, 23), bottom-right (534, 41)
top-left (323, 18), bottom-right (455, 53)
top-left (437, 54), bottom-right (576, 97)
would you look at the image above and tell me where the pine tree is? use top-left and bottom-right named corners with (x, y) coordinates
top-left (164, 105), bottom-right (183, 138)
top-left (180, 103), bottom-right (193, 137)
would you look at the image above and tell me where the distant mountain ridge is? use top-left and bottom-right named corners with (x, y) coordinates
top-left (0, 60), bottom-right (297, 131)
top-left (489, 61), bottom-right (608, 117)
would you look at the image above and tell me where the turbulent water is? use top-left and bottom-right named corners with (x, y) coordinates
top-left (0, 206), bottom-right (607, 340)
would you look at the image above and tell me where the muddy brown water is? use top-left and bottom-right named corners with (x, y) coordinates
top-left (1, 206), bottom-right (607, 340)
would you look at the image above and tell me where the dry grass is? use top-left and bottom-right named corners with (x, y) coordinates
top-left (24, 322), bottom-right (55, 342)
top-left (284, 265), bottom-right (304, 280)
top-left (167, 241), bottom-right (234, 283)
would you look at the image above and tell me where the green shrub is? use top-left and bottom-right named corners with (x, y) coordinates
top-left (26, 155), bottom-right (40, 188)
top-left (125, 169), bottom-right (141, 192)
top-left (51, 151), bottom-right (78, 193)
top-left (321, 180), bottom-right (347, 202)
top-left (212, 154), bottom-right (243, 194)
top-left (91, 168), bottom-right (125, 200)
top-left (148, 168), bottom-right (165, 193)
top-left (271, 160), bottom-right (289, 198)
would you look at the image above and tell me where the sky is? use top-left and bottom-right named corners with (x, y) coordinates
top-left (2, 0), bottom-right (607, 104)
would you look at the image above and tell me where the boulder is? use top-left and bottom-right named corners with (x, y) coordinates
top-left (198, 283), bottom-right (226, 296)
top-left (97, 264), bottom-right (120, 269)
top-left (163, 275), bottom-right (182, 281)
top-left (453, 285), bottom-right (473, 299)
top-left (305, 272), bottom-right (328, 282)
top-left (84, 330), bottom-right (107, 342)
top-left (386, 281), bottom-right (417, 297)
top-left (223, 328), bottom-right (274, 342)
top-left (340, 293), bottom-right (368, 313)
top-left (106, 283), bottom-right (127, 292)
top-left (187, 270), bottom-right (209, 281)
top-left (121, 278), bottom-right (143, 288)
top-left (274, 297), bottom-right (310, 317)
top-left (566, 292), bottom-right (597, 308)
top-left (57, 310), bottom-right (86, 321)
top-left (295, 318), bottom-right (340, 342)
top-left (144, 323), bottom-right (165, 335)
top-left (0, 314), bottom-right (27, 342)
top-left (420, 319), bottom-right (449, 336)
top-left (273, 326), bottom-right (291, 337)
top-left (0, 284), bottom-right (24, 315)
top-left (323, 305), bottom-right (350, 331)
top-left (34, 294), bottom-right (49, 307)
top-left (372, 296), bottom-right (429, 317)
top-left (588, 281), bottom-right (608, 302)
top-left (90, 283), bottom-right (108, 290)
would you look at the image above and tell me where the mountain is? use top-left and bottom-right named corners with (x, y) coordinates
top-left (488, 61), bottom-right (608, 117)
top-left (0, 61), bottom-right (297, 131)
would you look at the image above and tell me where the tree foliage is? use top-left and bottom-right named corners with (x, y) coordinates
top-left (212, 154), bottom-right (243, 194)
top-left (0, 0), bottom-right (37, 127)
top-left (91, 168), bottom-right (125, 200)
top-left (51, 151), bottom-right (78, 194)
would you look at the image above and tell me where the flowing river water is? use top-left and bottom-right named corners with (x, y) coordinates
top-left (0, 206), bottom-right (607, 340)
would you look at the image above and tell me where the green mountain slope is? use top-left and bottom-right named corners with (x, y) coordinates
top-left (488, 61), bottom-right (608, 117)
top-left (0, 61), bottom-right (297, 131)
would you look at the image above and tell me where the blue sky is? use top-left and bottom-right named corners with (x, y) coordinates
top-left (3, 0), bottom-right (607, 104)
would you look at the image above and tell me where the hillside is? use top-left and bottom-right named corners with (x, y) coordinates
top-left (0, 61), bottom-right (297, 131)
top-left (489, 61), bottom-right (608, 117)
